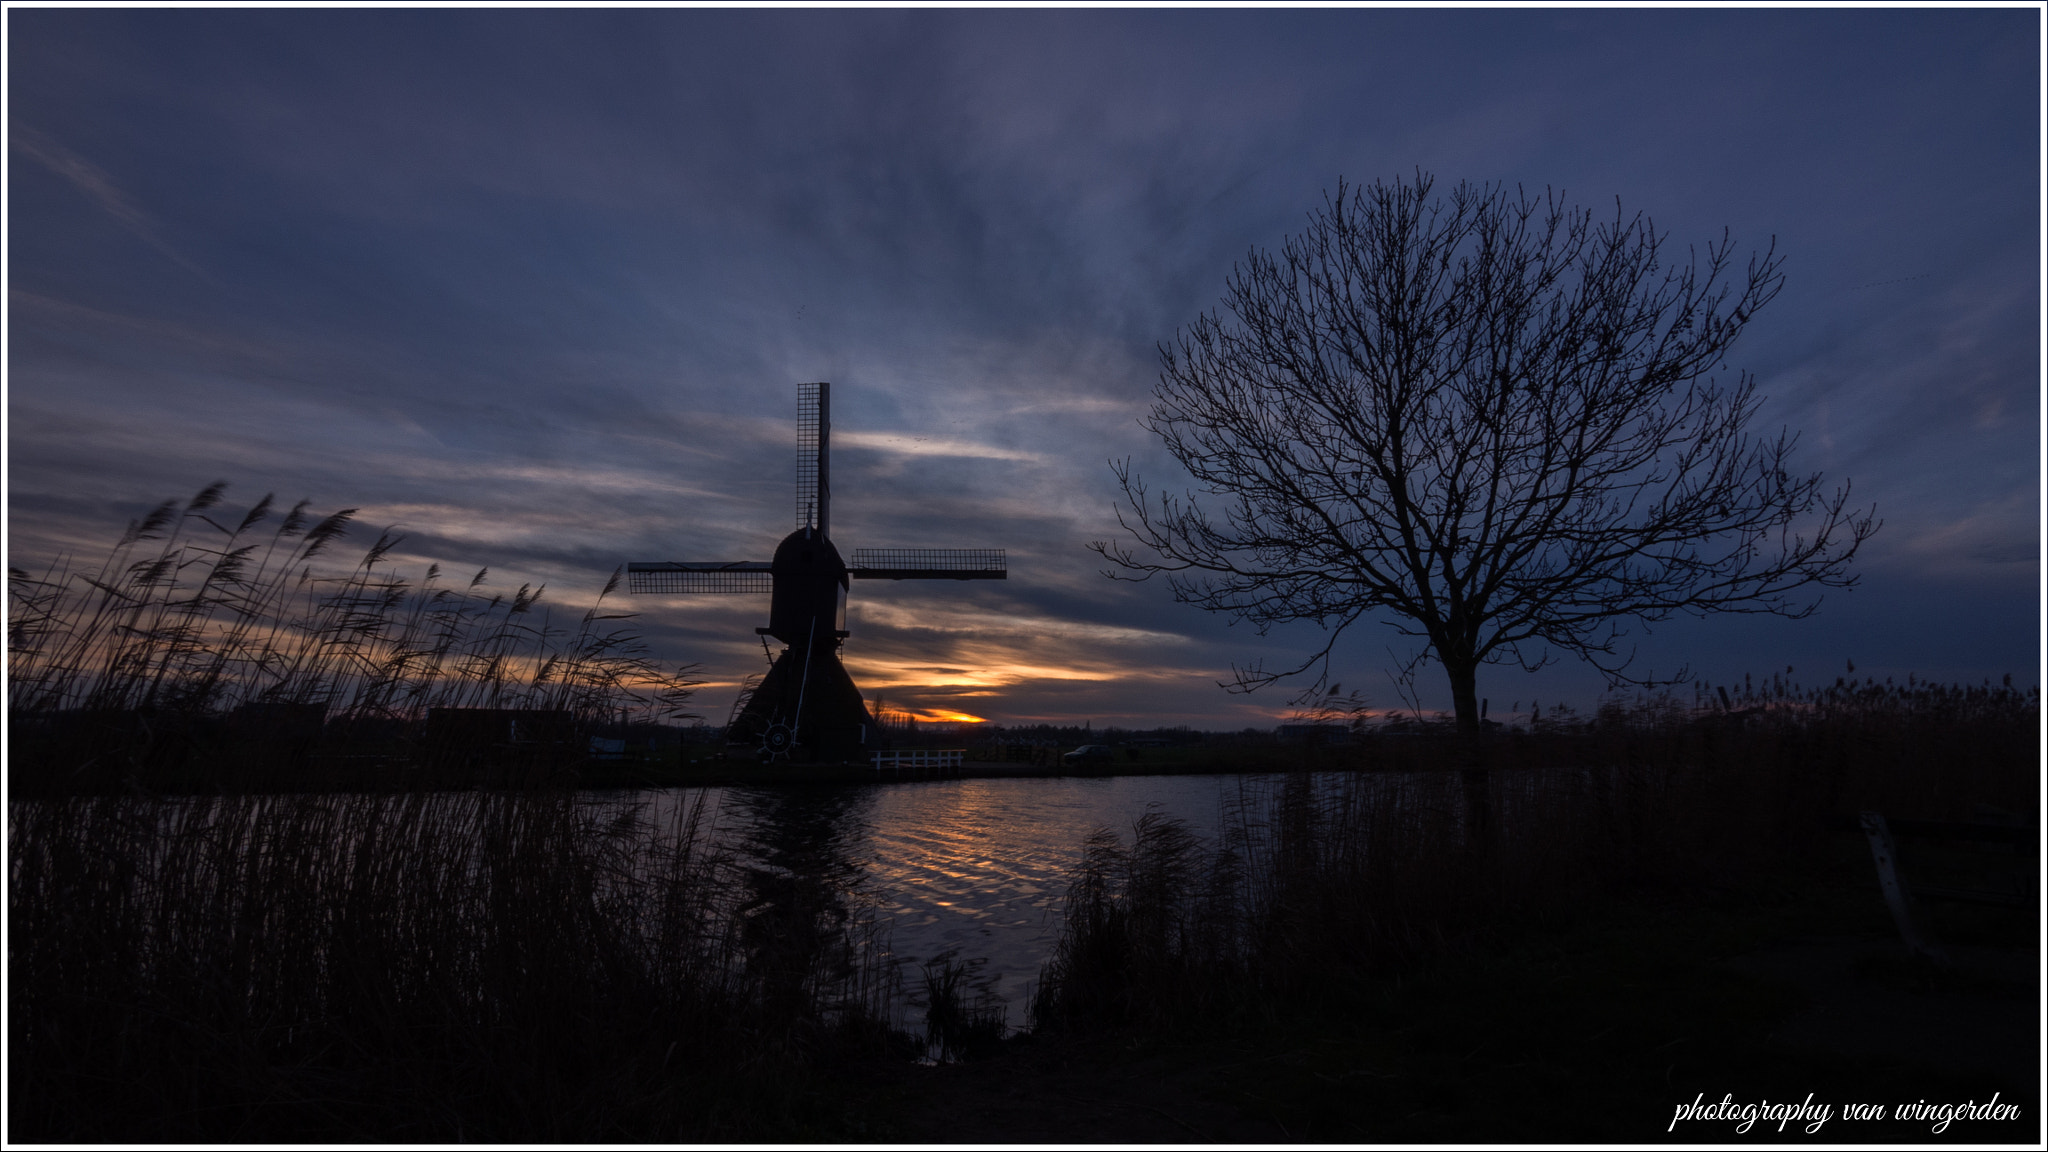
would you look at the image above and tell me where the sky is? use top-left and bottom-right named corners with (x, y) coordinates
top-left (7, 8), bottom-right (2040, 730)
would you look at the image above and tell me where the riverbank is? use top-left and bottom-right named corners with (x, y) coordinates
top-left (851, 830), bottom-right (2040, 1143)
top-left (21, 671), bottom-right (2033, 797)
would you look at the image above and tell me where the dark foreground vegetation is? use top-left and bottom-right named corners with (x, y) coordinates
top-left (1040, 674), bottom-right (2036, 1038)
top-left (998, 677), bottom-right (2038, 1142)
top-left (881, 832), bottom-right (2037, 1143)
top-left (11, 789), bottom-right (910, 1142)
top-left (8, 488), bottom-right (914, 1141)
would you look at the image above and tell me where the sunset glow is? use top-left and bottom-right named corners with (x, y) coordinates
top-left (908, 709), bottom-right (990, 726)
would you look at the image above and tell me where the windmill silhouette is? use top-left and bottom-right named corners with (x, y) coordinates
top-left (628, 383), bottom-right (1006, 761)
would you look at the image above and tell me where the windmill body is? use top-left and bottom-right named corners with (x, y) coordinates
top-left (629, 383), bottom-right (1005, 761)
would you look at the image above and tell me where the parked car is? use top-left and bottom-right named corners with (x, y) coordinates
top-left (1062, 744), bottom-right (1116, 765)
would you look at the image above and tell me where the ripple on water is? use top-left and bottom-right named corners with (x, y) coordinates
top-left (649, 773), bottom-right (1270, 1030)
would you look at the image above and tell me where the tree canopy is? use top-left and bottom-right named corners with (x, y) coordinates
top-left (1096, 172), bottom-right (1877, 731)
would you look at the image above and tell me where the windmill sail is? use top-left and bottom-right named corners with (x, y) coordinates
top-left (850, 548), bottom-right (1006, 580)
top-left (797, 381), bottom-right (829, 538)
top-left (626, 561), bottom-right (774, 594)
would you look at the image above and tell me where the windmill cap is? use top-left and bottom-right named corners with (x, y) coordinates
top-left (772, 527), bottom-right (848, 580)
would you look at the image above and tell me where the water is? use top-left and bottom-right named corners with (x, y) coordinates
top-left (638, 774), bottom-right (1272, 1029)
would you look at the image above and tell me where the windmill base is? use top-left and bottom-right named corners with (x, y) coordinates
top-left (729, 643), bottom-right (878, 763)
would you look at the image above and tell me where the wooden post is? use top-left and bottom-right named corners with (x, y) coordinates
top-left (1858, 811), bottom-right (1949, 966)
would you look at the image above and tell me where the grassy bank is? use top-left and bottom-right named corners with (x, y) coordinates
top-left (1004, 680), bottom-right (2038, 1140)
top-left (873, 831), bottom-right (2037, 1142)
top-left (1174, 839), bottom-right (2038, 1143)
top-left (1033, 678), bottom-right (2035, 1032)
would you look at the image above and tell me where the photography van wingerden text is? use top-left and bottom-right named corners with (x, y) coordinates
top-left (1670, 1092), bottom-right (2023, 1134)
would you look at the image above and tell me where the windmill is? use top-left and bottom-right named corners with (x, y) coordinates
top-left (628, 382), bottom-right (1006, 761)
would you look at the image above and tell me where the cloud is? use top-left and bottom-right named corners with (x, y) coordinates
top-left (833, 430), bottom-right (1041, 462)
top-left (11, 125), bottom-right (207, 277)
top-left (850, 598), bottom-right (1191, 648)
top-left (10, 290), bottom-right (275, 365)
top-left (1878, 484), bottom-right (2039, 577)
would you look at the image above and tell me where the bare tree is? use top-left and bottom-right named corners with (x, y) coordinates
top-left (1095, 173), bottom-right (1877, 734)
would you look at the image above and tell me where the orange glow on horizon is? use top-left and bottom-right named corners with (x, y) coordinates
top-left (891, 707), bottom-right (988, 725)
top-left (842, 658), bottom-right (1114, 690)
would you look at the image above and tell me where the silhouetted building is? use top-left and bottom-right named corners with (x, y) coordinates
top-left (628, 383), bottom-right (1006, 764)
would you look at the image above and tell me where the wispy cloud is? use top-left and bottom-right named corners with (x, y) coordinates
top-left (11, 125), bottom-right (207, 278)
top-left (851, 598), bottom-right (1191, 647)
top-left (833, 430), bottom-right (1041, 462)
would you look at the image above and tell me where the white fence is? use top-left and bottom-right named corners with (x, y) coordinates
top-left (870, 748), bottom-right (965, 773)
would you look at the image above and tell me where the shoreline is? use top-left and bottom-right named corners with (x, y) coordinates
top-left (567, 751), bottom-right (1337, 790)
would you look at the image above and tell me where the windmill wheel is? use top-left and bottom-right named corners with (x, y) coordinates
top-left (759, 721), bottom-right (796, 762)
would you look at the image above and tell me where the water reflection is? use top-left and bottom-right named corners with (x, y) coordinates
top-left (668, 774), bottom-right (1251, 1030)
top-left (721, 786), bottom-right (879, 1021)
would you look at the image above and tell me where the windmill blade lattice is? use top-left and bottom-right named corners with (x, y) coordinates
top-left (797, 381), bottom-right (827, 536)
top-left (850, 548), bottom-right (1006, 580)
top-left (626, 562), bottom-right (774, 594)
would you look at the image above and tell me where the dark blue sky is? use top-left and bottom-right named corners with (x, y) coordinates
top-left (8, 9), bottom-right (2038, 728)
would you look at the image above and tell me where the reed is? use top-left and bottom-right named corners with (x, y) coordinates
top-left (916, 950), bottom-right (1008, 1063)
top-left (1031, 675), bottom-right (2038, 1033)
top-left (9, 788), bottom-right (903, 1142)
top-left (9, 484), bottom-right (701, 792)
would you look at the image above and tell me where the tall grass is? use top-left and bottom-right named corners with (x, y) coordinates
top-left (10, 789), bottom-right (904, 1142)
top-left (1031, 676), bottom-right (2038, 1033)
top-left (9, 484), bottom-right (700, 791)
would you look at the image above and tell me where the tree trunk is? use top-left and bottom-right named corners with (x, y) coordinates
top-left (1442, 653), bottom-right (1492, 854)
top-left (1445, 657), bottom-right (1481, 735)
